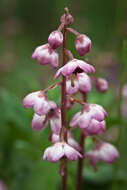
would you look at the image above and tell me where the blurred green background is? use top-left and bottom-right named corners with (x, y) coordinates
top-left (0, 0), bottom-right (127, 189)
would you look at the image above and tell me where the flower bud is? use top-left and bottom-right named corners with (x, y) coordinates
top-left (95, 78), bottom-right (108, 93)
top-left (75, 34), bottom-right (91, 56)
top-left (48, 30), bottom-right (63, 49)
top-left (60, 14), bottom-right (74, 25)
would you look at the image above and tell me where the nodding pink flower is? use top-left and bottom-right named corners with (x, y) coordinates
top-left (66, 79), bottom-right (79, 95)
top-left (54, 59), bottom-right (95, 79)
top-left (95, 78), bottom-right (108, 93)
top-left (23, 91), bottom-right (57, 116)
top-left (32, 108), bottom-right (61, 134)
top-left (76, 73), bottom-right (91, 93)
top-left (51, 132), bottom-right (81, 151)
top-left (70, 104), bottom-right (107, 133)
top-left (60, 13), bottom-right (74, 25)
top-left (75, 34), bottom-right (91, 56)
top-left (85, 142), bottom-right (119, 169)
top-left (32, 44), bottom-right (59, 68)
top-left (48, 30), bottom-right (63, 49)
top-left (84, 120), bottom-right (106, 136)
top-left (43, 142), bottom-right (82, 162)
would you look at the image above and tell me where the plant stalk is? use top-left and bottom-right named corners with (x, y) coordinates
top-left (60, 8), bottom-right (68, 190)
top-left (76, 93), bottom-right (87, 190)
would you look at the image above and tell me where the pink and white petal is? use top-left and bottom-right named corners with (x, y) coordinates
top-left (70, 112), bottom-right (81, 127)
top-left (50, 116), bottom-right (61, 134)
top-left (54, 68), bottom-right (63, 79)
top-left (33, 98), bottom-right (50, 115)
top-left (77, 73), bottom-right (91, 92)
top-left (66, 80), bottom-right (79, 95)
top-left (78, 60), bottom-right (95, 73)
top-left (61, 60), bottom-right (77, 76)
top-left (68, 137), bottom-right (81, 151)
top-left (32, 114), bottom-right (47, 131)
top-left (64, 143), bottom-right (82, 161)
top-left (51, 133), bottom-right (60, 143)
top-left (23, 91), bottom-right (39, 108)
top-left (43, 143), bottom-right (64, 162)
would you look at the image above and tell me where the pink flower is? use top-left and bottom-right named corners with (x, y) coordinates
top-left (84, 120), bottom-right (106, 136)
top-left (95, 78), bottom-right (108, 93)
top-left (23, 91), bottom-right (57, 116)
top-left (86, 142), bottom-right (119, 169)
top-left (66, 73), bottom-right (91, 95)
top-left (32, 108), bottom-right (61, 134)
top-left (51, 132), bottom-right (81, 151)
top-left (75, 34), bottom-right (91, 56)
top-left (32, 44), bottom-right (59, 68)
top-left (60, 13), bottom-right (74, 25)
top-left (76, 73), bottom-right (91, 93)
top-left (66, 79), bottom-right (79, 95)
top-left (48, 30), bottom-right (63, 49)
top-left (70, 104), bottom-right (107, 135)
top-left (54, 59), bottom-right (95, 79)
top-left (43, 142), bottom-right (82, 162)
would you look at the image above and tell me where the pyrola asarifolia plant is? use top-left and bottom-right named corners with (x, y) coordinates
top-left (23, 8), bottom-right (119, 190)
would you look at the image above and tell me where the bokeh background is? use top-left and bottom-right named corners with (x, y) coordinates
top-left (0, 0), bottom-right (127, 189)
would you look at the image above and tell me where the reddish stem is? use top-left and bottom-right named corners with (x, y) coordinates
top-left (76, 93), bottom-right (87, 190)
top-left (43, 81), bottom-right (61, 93)
top-left (60, 9), bottom-right (68, 190)
top-left (76, 132), bottom-right (85, 190)
top-left (67, 27), bottom-right (80, 36)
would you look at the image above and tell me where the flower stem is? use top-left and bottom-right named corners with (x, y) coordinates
top-left (67, 27), bottom-right (80, 36)
top-left (60, 8), bottom-right (68, 190)
top-left (43, 81), bottom-right (61, 93)
top-left (76, 93), bottom-right (87, 190)
top-left (76, 132), bottom-right (85, 190)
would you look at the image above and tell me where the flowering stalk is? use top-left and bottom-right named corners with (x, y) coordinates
top-left (23, 7), bottom-right (119, 190)
top-left (60, 7), bottom-right (68, 190)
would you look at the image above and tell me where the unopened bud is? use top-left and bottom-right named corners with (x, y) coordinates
top-left (48, 30), bottom-right (63, 49)
top-left (75, 34), bottom-right (91, 56)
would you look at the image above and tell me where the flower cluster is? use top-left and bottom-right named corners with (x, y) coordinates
top-left (23, 7), bottom-right (119, 175)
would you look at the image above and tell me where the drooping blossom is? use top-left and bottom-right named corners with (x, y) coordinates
top-left (54, 59), bottom-right (95, 79)
top-left (32, 44), bottom-right (59, 68)
top-left (85, 142), bottom-right (119, 169)
top-left (76, 73), bottom-right (91, 93)
top-left (43, 142), bottom-right (82, 162)
top-left (23, 91), bottom-right (57, 116)
top-left (32, 108), bottom-right (61, 134)
top-left (66, 73), bottom-right (91, 95)
top-left (51, 132), bottom-right (81, 151)
top-left (48, 30), bottom-right (63, 49)
top-left (95, 78), bottom-right (108, 93)
top-left (75, 34), bottom-right (91, 56)
top-left (84, 120), bottom-right (106, 136)
top-left (70, 104), bottom-right (107, 135)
